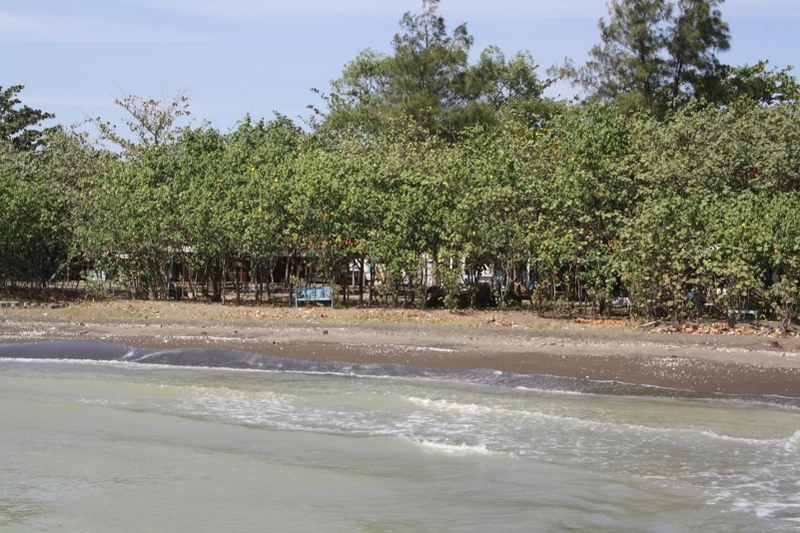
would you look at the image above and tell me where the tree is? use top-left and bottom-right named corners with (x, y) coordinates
top-left (78, 144), bottom-right (183, 299)
top-left (568, 0), bottom-right (671, 114)
top-left (666, 0), bottom-right (729, 106)
top-left (0, 85), bottom-right (55, 150)
top-left (326, 0), bottom-right (472, 138)
top-left (614, 194), bottom-right (709, 320)
top-left (1, 128), bottom-right (106, 288)
top-left (325, 0), bottom-right (547, 139)
top-left (470, 47), bottom-right (552, 121)
top-left (525, 104), bottom-right (633, 315)
top-left (225, 115), bottom-right (302, 302)
top-left (698, 61), bottom-right (799, 109)
top-left (558, 0), bottom-right (730, 116)
top-left (95, 87), bottom-right (190, 155)
top-left (444, 122), bottom-right (537, 307)
top-left (173, 125), bottom-right (231, 301)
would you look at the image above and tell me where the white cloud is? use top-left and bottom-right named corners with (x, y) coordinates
top-left (5, 0), bottom-right (796, 46)
top-left (3, 0), bottom-right (796, 45)
top-left (124, 0), bottom-right (800, 21)
top-left (123, 0), bottom-right (604, 21)
top-left (122, 0), bottom-right (408, 19)
top-left (443, 0), bottom-right (603, 20)
top-left (0, 11), bottom-right (202, 43)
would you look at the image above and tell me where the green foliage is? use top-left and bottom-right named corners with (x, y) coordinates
top-left (0, 85), bottom-right (55, 150)
top-left (522, 104), bottom-right (632, 310)
top-left (231, 116), bottom-right (300, 299)
top-left (699, 61), bottom-right (799, 109)
top-left (665, 0), bottom-right (730, 106)
top-left (325, 0), bottom-right (547, 140)
top-left (4, 97), bottom-right (799, 323)
top-left (615, 195), bottom-right (707, 319)
top-left (578, 0), bottom-right (672, 113)
top-left (2, 4), bottom-right (798, 327)
top-left (78, 146), bottom-right (182, 298)
top-left (559, 0), bottom-right (733, 117)
top-left (0, 127), bottom-right (103, 287)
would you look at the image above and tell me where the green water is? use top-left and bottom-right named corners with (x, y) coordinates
top-left (1, 354), bottom-right (799, 532)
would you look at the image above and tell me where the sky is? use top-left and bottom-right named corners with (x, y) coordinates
top-left (3, 0), bottom-right (799, 136)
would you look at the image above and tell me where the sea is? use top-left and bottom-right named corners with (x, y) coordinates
top-left (1, 340), bottom-right (799, 532)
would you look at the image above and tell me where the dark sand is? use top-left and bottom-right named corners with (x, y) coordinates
top-left (2, 302), bottom-right (799, 396)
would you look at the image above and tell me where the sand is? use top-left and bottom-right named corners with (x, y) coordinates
top-left (1, 300), bottom-right (799, 396)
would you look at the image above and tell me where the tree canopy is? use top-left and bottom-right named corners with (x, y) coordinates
top-left (558, 0), bottom-right (731, 116)
top-left (93, 87), bottom-right (191, 156)
top-left (324, 0), bottom-right (548, 139)
top-left (0, 85), bottom-right (56, 150)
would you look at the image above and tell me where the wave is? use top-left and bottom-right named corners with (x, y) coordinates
top-left (408, 439), bottom-right (509, 458)
top-left (1, 340), bottom-right (799, 408)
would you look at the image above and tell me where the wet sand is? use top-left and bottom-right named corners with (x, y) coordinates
top-left (1, 302), bottom-right (799, 396)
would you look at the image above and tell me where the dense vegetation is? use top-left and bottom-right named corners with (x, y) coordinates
top-left (2, 0), bottom-right (798, 328)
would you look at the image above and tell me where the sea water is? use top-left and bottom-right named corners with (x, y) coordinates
top-left (1, 341), bottom-right (799, 532)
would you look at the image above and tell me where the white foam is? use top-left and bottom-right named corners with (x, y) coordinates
top-left (0, 356), bottom-right (129, 367)
top-left (407, 396), bottom-right (495, 416)
top-left (786, 430), bottom-right (800, 452)
top-left (512, 385), bottom-right (589, 396)
top-left (697, 430), bottom-right (788, 446)
top-left (755, 501), bottom-right (800, 520)
top-left (410, 439), bottom-right (506, 457)
top-left (405, 395), bottom-right (653, 435)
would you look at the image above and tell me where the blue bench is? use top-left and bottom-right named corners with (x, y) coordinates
top-left (294, 285), bottom-right (334, 307)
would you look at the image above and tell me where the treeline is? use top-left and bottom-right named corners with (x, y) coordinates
top-left (1, 0), bottom-right (799, 327)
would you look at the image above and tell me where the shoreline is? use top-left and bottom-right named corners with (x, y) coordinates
top-left (2, 302), bottom-right (800, 397)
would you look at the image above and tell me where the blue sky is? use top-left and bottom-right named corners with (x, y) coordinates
top-left (3, 0), bottom-right (799, 135)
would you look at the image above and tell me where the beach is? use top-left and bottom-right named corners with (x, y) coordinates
top-left (4, 300), bottom-right (800, 530)
top-left (2, 300), bottom-right (799, 397)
